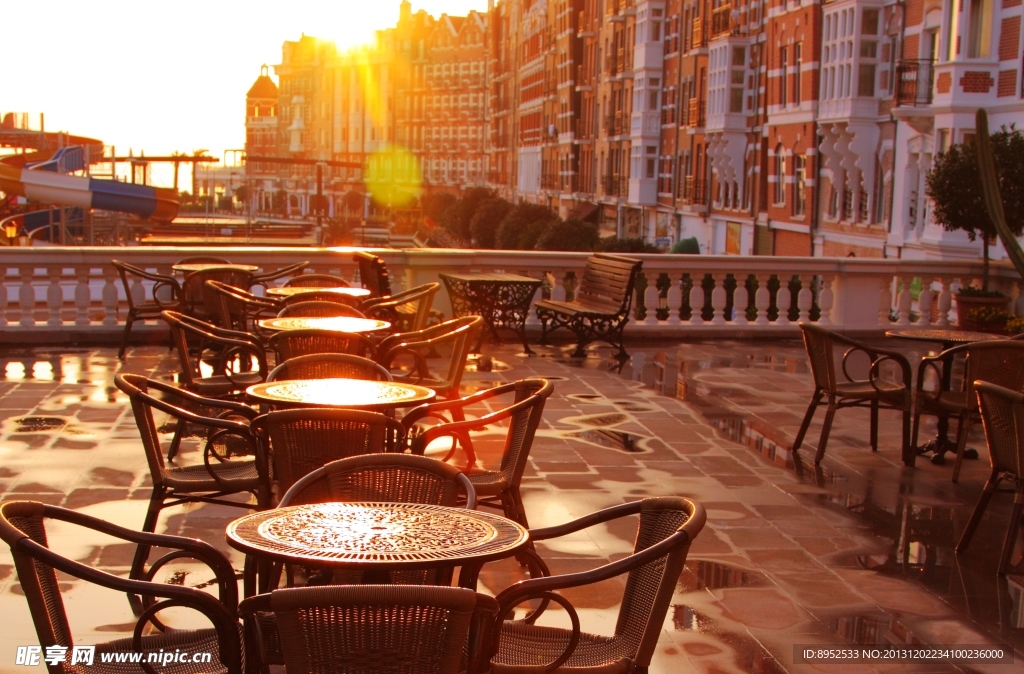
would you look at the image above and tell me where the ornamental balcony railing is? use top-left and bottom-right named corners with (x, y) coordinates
top-left (895, 60), bottom-right (935, 107)
top-left (0, 247), bottom-right (1018, 338)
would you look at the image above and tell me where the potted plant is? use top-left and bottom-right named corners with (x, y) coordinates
top-left (963, 306), bottom-right (1011, 333)
top-left (925, 122), bottom-right (1024, 323)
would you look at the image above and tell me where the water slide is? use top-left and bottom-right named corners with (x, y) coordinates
top-left (0, 146), bottom-right (178, 224)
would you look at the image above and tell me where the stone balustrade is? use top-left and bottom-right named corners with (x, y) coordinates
top-left (0, 245), bottom-right (1020, 340)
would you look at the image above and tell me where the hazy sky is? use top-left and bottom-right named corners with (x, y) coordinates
top-left (3, 1), bottom-right (489, 183)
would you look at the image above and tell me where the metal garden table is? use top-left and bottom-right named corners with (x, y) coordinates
top-left (440, 272), bottom-right (541, 354)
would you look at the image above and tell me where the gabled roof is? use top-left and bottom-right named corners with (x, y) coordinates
top-left (247, 72), bottom-right (278, 99)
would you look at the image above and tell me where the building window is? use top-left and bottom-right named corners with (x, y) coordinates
top-left (968, 0), bottom-right (992, 58)
top-left (646, 146), bottom-right (657, 179)
top-left (794, 43), bottom-right (802, 104)
top-left (794, 155), bottom-right (806, 216)
top-left (774, 145), bottom-right (786, 205)
top-left (780, 46), bottom-right (788, 106)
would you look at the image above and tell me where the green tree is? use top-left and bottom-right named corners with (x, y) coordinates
top-left (421, 192), bottom-right (457, 224)
top-left (597, 237), bottom-right (661, 253)
top-left (496, 202), bottom-right (559, 250)
top-left (537, 218), bottom-right (600, 251)
top-left (470, 197), bottom-right (513, 248)
top-left (671, 237), bottom-right (701, 254)
top-left (926, 125), bottom-right (1024, 290)
top-left (439, 186), bottom-right (495, 241)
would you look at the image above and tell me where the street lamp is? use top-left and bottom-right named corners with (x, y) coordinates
top-left (4, 222), bottom-right (18, 247)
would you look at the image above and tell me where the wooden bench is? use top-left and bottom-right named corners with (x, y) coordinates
top-left (353, 251), bottom-right (392, 298)
top-left (535, 253), bottom-right (643, 359)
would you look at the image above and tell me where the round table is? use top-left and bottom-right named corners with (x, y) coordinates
top-left (246, 377), bottom-right (435, 410)
top-left (226, 501), bottom-right (529, 591)
top-left (172, 263), bottom-right (260, 273)
top-left (887, 329), bottom-right (1006, 463)
top-left (257, 316), bottom-right (391, 333)
top-left (266, 286), bottom-right (371, 300)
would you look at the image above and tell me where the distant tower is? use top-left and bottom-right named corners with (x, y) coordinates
top-left (245, 65), bottom-right (279, 210)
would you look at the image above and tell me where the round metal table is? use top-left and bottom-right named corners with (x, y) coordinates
top-left (246, 377), bottom-right (435, 410)
top-left (226, 501), bottom-right (529, 591)
top-left (266, 286), bottom-right (371, 300)
top-left (172, 263), bottom-right (260, 273)
top-left (256, 316), bottom-right (391, 333)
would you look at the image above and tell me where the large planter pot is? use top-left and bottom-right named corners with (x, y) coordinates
top-left (954, 294), bottom-right (1010, 332)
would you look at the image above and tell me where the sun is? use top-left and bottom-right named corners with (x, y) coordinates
top-left (317, 6), bottom-right (400, 51)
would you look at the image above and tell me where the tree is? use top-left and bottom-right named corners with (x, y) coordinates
top-left (671, 237), bottom-right (701, 254)
top-left (421, 192), bottom-right (457, 224)
top-left (597, 237), bottom-right (662, 253)
top-left (438, 186), bottom-right (495, 241)
top-left (925, 125), bottom-right (1024, 290)
top-left (536, 218), bottom-right (599, 251)
top-left (470, 197), bottom-right (513, 248)
top-left (496, 202), bottom-right (559, 250)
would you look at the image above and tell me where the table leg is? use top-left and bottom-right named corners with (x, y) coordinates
top-left (919, 351), bottom-right (978, 465)
top-left (457, 562), bottom-right (483, 589)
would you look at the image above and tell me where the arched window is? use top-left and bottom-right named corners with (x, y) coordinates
top-left (774, 145), bottom-right (787, 205)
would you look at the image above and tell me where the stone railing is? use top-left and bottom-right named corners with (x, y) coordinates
top-left (0, 246), bottom-right (1020, 341)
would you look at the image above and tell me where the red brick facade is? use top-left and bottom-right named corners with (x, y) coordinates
top-left (960, 72), bottom-right (995, 93)
top-left (998, 70), bottom-right (1019, 97)
top-left (999, 17), bottom-right (1021, 62)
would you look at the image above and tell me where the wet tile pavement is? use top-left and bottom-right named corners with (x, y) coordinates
top-left (0, 336), bottom-right (1022, 673)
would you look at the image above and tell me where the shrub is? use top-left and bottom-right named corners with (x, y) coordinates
top-left (671, 237), bottom-right (701, 254)
top-left (597, 237), bottom-right (661, 253)
top-left (469, 197), bottom-right (513, 248)
top-left (536, 218), bottom-right (600, 251)
top-left (496, 202), bottom-right (559, 250)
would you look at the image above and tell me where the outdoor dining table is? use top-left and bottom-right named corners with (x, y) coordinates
top-left (265, 286), bottom-right (371, 300)
top-left (245, 377), bottom-right (436, 411)
top-left (172, 263), bottom-right (260, 274)
top-left (439, 271), bottom-right (542, 354)
top-left (226, 501), bottom-right (530, 594)
top-left (256, 316), bottom-right (391, 333)
top-left (886, 328), bottom-right (1007, 463)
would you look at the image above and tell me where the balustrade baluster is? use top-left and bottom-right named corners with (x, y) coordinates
top-left (818, 274), bottom-right (835, 326)
top-left (732, 277), bottom-right (748, 325)
top-left (688, 282), bottom-right (704, 325)
top-left (710, 274), bottom-right (726, 325)
top-left (47, 268), bottom-right (63, 326)
top-left (19, 267), bottom-right (36, 327)
top-left (797, 275), bottom-right (812, 322)
top-left (666, 278), bottom-right (682, 325)
top-left (525, 285), bottom-right (542, 327)
top-left (878, 278), bottom-right (893, 326)
top-left (896, 275), bottom-right (913, 326)
top-left (917, 278), bottom-right (934, 326)
top-left (936, 279), bottom-right (952, 326)
top-left (776, 276), bottom-right (793, 326)
top-left (754, 275), bottom-right (770, 325)
top-left (643, 278), bottom-right (659, 325)
top-left (74, 267), bottom-right (91, 326)
top-left (102, 270), bottom-right (119, 326)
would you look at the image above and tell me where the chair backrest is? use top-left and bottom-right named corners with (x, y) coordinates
top-left (205, 279), bottom-right (278, 331)
top-left (277, 301), bottom-right (366, 318)
top-left (176, 255), bottom-right (230, 265)
top-left (799, 322), bottom-right (839, 391)
top-left (183, 268), bottom-right (254, 322)
top-left (379, 316), bottom-right (484, 398)
top-left (268, 329), bottom-right (375, 361)
top-left (280, 453), bottom-right (475, 508)
top-left (251, 409), bottom-right (405, 496)
top-left (963, 342), bottom-right (1024, 411)
top-left (268, 353), bottom-right (392, 382)
top-left (975, 381), bottom-right (1024, 475)
top-left (112, 260), bottom-right (179, 311)
top-left (114, 373), bottom-right (174, 485)
top-left (575, 253), bottom-right (642, 315)
top-left (162, 310), bottom-right (268, 387)
top-left (239, 585), bottom-right (495, 674)
top-left (354, 251), bottom-right (391, 297)
top-left (363, 282), bottom-right (440, 333)
top-left (489, 379), bottom-right (552, 484)
top-left (285, 273), bottom-right (350, 288)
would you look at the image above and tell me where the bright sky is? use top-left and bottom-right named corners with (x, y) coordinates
top-left (2, 1), bottom-right (489, 185)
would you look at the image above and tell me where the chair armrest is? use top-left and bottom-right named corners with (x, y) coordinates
top-left (143, 378), bottom-right (259, 420)
top-left (869, 354), bottom-right (911, 394)
top-left (402, 382), bottom-right (519, 426)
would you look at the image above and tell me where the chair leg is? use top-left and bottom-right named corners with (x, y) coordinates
top-left (167, 418), bottom-right (186, 461)
top-left (998, 489), bottom-right (1024, 576)
top-left (870, 400), bottom-right (879, 451)
top-left (910, 397), bottom-right (924, 454)
top-left (128, 489), bottom-right (165, 615)
top-left (792, 390), bottom-right (823, 453)
top-left (951, 413), bottom-right (973, 483)
top-left (901, 406), bottom-right (914, 467)
top-left (956, 469), bottom-right (1000, 553)
top-left (814, 399), bottom-right (838, 465)
top-left (118, 313), bottom-right (135, 361)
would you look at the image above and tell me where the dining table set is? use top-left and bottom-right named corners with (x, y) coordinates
top-left (0, 254), bottom-right (708, 674)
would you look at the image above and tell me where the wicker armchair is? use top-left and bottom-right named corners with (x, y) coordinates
top-left (354, 251), bottom-right (391, 298)
top-left (251, 260), bottom-right (309, 289)
top-left (182, 268), bottom-right (254, 324)
top-left (482, 497), bottom-right (705, 673)
top-left (277, 300), bottom-right (366, 318)
top-left (163, 311), bottom-right (269, 399)
top-left (284, 273), bottom-right (350, 288)
top-left (268, 353), bottom-right (392, 382)
top-left (794, 323), bottom-right (913, 466)
top-left (204, 279), bottom-right (280, 335)
top-left (362, 282), bottom-right (440, 333)
top-left (175, 255), bottom-right (230, 265)
top-left (268, 328), bottom-right (375, 362)
top-left (911, 341), bottom-right (1024, 481)
top-left (115, 373), bottom-right (265, 586)
top-left (405, 379), bottom-right (552, 525)
top-left (251, 409), bottom-right (406, 503)
top-left (377, 316), bottom-right (484, 406)
top-left (111, 260), bottom-right (182, 361)
top-left (0, 500), bottom-right (243, 674)
top-left (956, 381), bottom-right (1024, 574)
top-left (281, 290), bottom-right (365, 308)
top-left (239, 585), bottom-right (497, 674)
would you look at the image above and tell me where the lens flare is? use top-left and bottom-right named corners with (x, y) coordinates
top-left (364, 145), bottom-right (422, 209)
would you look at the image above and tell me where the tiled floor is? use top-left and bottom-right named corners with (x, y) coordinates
top-left (0, 336), bottom-right (1021, 673)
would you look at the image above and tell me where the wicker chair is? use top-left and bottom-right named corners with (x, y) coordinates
top-left (175, 255), bottom-right (230, 265)
top-left (405, 379), bottom-right (552, 526)
top-left (362, 282), bottom-right (440, 333)
top-left (277, 300), bottom-right (366, 318)
top-left (163, 310), bottom-right (269, 399)
top-left (911, 341), bottom-right (1024, 481)
top-left (251, 409), bottom-right (406, 503)
top-left (239, 585), bottom-right (497, 674)
top-left (483, 497), bottom-right (705, 674)
top-left (354, 251), bottom-right (391, 298)
top-left (182, 268), bottom-right (254, 324)
top-left (268, 328), bottom-right (375, 362)
top-left (0, 500), bottom-right (243, 674)
top-left (204, 279), bottom-right (280, 335)
top-left (377, 316), bottom-right (484, 406)
top-left (268, 353), bottom-right (393, 382)
top-left (956, 381), bottom-right (1024, 574)
top-left (284, 273), bottom-right (350, 288)
top-left (111, 260), bottom-right (182, 361)
top-left (251, 260), bottom-right (309, 289)
top-left (115, 373), bottom-right (266, 586)
top-left (794, 322), bottom-right (913, 466)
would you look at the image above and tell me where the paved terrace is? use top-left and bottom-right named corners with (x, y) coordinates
top-left (0, 336), bottom-right (1021, 673)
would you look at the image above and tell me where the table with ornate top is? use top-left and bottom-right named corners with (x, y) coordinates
top-left (887, 329), bottom-right (1007, 463)
top-left (226, 501), bottom-right (530, 593)
top-left (265, 286), bottom-right (371, 301)
top-left (172, 263), bottom-right (260, 274)
top-left (256, 316), bottom-right (390, 333)
top-left (246, 377), bottom-right (435, 411)
top-left (439, 272), bottom-right (542, 354)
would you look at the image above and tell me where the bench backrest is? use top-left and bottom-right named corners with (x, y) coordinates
top-left (576, 253), bottom-right (643, 316)
top-left (354, 252), bottom-right (392, 298)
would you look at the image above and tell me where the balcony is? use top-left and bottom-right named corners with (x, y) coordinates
top-left (710, 5), bottom-right (735, 38)
top-left (895, 60), bottom-right (935, 107)
top-left (687, 99), bottom-right (706, 128)
top-left (690, 17), bottom-right (706, 50)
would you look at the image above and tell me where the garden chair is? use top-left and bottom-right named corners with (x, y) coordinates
top-left (911, 341), bottom-right (1024, 481)
top-left (284, 273), bottom-right (350, 288)
top-left (267, 328), bottom-right (375, 362)
top-left (268, 353), bottom-right (392, 382)
top-left (163, 310), bottom-right (269, 399)
top-left (362, 282), bottom-right (440, 333)
top-left (794, 322), bottom-right (913, 465)
top-left (482, 497), bottom-right (705, 673)
top-left (250, 260), bottom-right (309, 290)
top-left (111, 260), bottom-right (181, 360)
top-left (204, 279), bottom-right (280, 335)
top-left (182, 267), bottom-right (254, 324)
top-left (0, 500), bottom-right (243, 674)
top-left (277, 300), bottom-right (366, 318)
top-left (354, 250), bottom-right (391, 298)
top-left (377, 316), bottom-right (483, 406)
top-left (956, 381), bottom-right (1024, 574)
